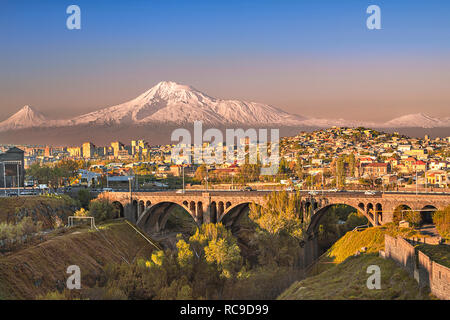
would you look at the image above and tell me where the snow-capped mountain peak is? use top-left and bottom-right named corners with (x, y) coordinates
top-left (0, 82), bottom-right (449, 133)
top-left (131, 81), bottom-right (213, 106)
top-left (0, 105), bottom-right (47, 130)
top-left (383, 113), bottom-right (446, 128)
top-left (69, 81), bottom-right (306, 126)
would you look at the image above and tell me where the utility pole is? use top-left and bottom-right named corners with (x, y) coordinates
top-left (322, 165), bottom-right (324, 196)
top-left (3, 163), bottom-right (6, 196)
top-left (182, 165), bottom-right (185, 194)
top-left (206, 167), bottom-right (209, 191)
top-left (17, 163), bottom-right (20, 196)
top-left (415, 167), bottom-right (418, 195)
top-left (231, 173), bottom-right (234, 190)
top-left (425, 170), bottom-right (427, 193)
top-left (336, 160), bottom-right (339, 189)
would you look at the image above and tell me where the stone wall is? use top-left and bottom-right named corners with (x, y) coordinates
top-left (384, 234), bottom-right (450, 300)
top-left (431, 260), bottom-right (450, 300)
top-left (410, 236), bottom-right (442, 245)
top-left (385, 235), bottom-right (416, 276)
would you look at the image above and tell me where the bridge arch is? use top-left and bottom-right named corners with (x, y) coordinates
top-left (393, 204), bottom-right (412, 223)
top-left (139, 200), bottom-right (145, 216)
top-left (210, 201), bottom-right (217, 224)
top-left (112, 201), bottom-right (124, 218)
top-left (218, 201), bottom-right (225, 218)
top-left (189, 201), bottom-right (196, 216)
top-left (137, 201), bottom-right (196, 234)
top-left (375, 203), bottom-right (383, 224)
top-left (366, 203), bottom-right (374, 221)
top-left (358, 202), bottom-right (365, 211)
top-left (421, 205), bottom-right (437, 224)
top-left (307, 203), bottom-right (373, 234)
top-left (219, 202), bottom-right (252, 228)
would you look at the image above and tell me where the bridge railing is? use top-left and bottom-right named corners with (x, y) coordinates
top-left (352, 224), bottom-right (369, 232)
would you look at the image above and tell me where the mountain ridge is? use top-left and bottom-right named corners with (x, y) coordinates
top-left (0, 81), bottom-right (449, 132)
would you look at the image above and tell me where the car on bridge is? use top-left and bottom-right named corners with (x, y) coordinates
top-left (364, 190), bottom-right (376, 195)
top-left (242, 186), bottom-right (255, 191)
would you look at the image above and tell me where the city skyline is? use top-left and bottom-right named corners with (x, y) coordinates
top-left (1, 0), bottom-right (450, 123)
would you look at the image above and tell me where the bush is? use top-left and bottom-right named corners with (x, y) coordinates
top-left (0, 217), bottom-right (43, 249)
top-left (345, 213), bottom-right (368, 230)
top-left (405, 210), bottom-right (421, 228)
top-left (74, 208), bottom-right (89, 217)
top-left (433, 206), bottom-right (450, 240)
top-left (88, 200), bottom-right (119, 222)
top-left (77, 189), bottom-right (92, 209)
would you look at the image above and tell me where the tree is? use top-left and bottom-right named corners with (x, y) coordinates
top-left (238, 163), bottom-right (260, 184)
top-left (194, 165), bottom-right (207, 184)
top-left (77, 189), bottom-right (92, 209)
top-left (248, 192), bottom-right (309, 267)
top-left (433, 206), bottom-right (450, 239)
top-left (187, 223), bottom-right (242, 278)
top-left (405, 210), bottom-right (421, 228)
top-left (88, 199), bottom-right (119, 221)
top-left (335, 157), bottom-right (345, 188)
top-left (249, 191), bottom-right (307, 239)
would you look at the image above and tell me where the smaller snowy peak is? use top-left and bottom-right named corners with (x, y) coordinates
top-left (383, 113), bottom-right (445, 128)
top-left (0, 105), bottom-right (48, 131)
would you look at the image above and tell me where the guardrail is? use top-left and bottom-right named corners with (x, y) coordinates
top-left (352, 224), bottom-right (369, 232)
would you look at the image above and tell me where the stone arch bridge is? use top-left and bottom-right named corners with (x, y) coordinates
top-left (97, 191), bottom-right (450, 235)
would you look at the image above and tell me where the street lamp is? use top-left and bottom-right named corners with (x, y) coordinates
top-left (181, 160), bottom-right (187, 194)
top-left (205, 167), bottom-right (209, 191)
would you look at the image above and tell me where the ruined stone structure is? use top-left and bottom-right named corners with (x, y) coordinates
top-left (385, 235), bottom-right (450, 300)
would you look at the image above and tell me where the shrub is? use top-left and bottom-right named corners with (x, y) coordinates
top-left (433, 206), bottom-right (450, 240)
top-left (405, 210), bottom-right (421, 228)
top-left (74, 208), bottom-right (89, 217)
top-left (345, 212), bottom-right (368, 230)
top-left (77, 189), bottom-right (92, 209)
top-left (88, 200), bottom-right (119, 222)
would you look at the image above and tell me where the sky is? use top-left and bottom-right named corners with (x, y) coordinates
top-left (1, 0), bottom-right (450, 122)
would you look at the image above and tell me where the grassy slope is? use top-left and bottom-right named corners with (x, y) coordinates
top-left (0, 195), bottom-right (78, 228)
top-left (416, 244), bottom-right (450, 268)
top-left (323, 224), bottom-right (424, 264)
top-left (0, 220), bottom-right (157, 299)
top-left (279, 225), bottom-right (431, 300)
top-left (278, 253), bottom-right (430, 300)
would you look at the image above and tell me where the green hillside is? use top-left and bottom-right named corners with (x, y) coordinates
top-left (0, 220), bottom-right (157, 299)
top-left (278, 253), bottom-right (430, 300)
top-left (279, 225), bottom-right (430, 300)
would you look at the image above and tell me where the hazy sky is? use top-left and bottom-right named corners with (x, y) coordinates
top-left (1, 0), bottom-right (450, 122)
